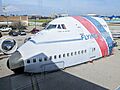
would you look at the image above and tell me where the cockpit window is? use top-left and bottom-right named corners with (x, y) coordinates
top-left (57, 25), bottom-right (61, 29)
top-left (46, 24), bottom-right (57, 29)
top-left (61, 24), bottom-right (66, 29)
top-left (45, 24), bottom-right (66, 30)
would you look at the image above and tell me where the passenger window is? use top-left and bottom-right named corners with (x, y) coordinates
top-left (81, 50), bottom-right (83, 54)
top-left (44, 57), bottom-right (47, 61)
top-left (39, 58), bottom-right (42, 62)
top-left (54, 55), bottom-right (57, 59)
top-left (57, 25), bottom-right (61, 29)
top-left (27, 59), bottom-right (30, 63)
top-left (49, 56), bottom-right (52, 60)
top-left (33, 59), bottom-right (36, 63)
top-left (63, 54), bottom-right (65, 57)
top-left (61, 24), bottom-right (66, 29)
top-left (92, 48), bottom-right (95, 52)
top-left (67, 53), bottom-right (69, 57)
top-left (59, 55), bottom-right (61, 58)
top-left (78, 51), bottom-right (80, 54)
top-left (71, 52), bottom-right (73, 56)
top-left (75, 52), bottom-right (77, 55)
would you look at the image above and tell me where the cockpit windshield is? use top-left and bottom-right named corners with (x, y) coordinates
top-left (45, 24), bottom-right (66, 30)
top-left (46, 24), bottom-right (57, 29)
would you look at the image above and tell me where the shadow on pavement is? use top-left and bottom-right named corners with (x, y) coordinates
top-left (0, 70), bottom-right (108, 90)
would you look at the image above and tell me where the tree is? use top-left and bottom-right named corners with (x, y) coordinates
top-left (12, 21), bottom-right (26, 30)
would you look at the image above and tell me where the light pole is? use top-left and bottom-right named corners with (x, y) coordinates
top-left (35, 16), bottom-right (37, 29)
top-left (2, 5), bottom-right (9, 27)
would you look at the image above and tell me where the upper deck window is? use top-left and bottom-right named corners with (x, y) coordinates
top-left (46, 24), bottom-right (57, 29)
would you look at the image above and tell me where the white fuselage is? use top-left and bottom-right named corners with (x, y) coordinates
top-left (19, 30), bottom-right (101, 72)
top-left (8, 16), bottom-right (114, 73)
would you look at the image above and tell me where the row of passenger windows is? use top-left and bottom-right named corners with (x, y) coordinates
top-left (26, 48), bottom-right (96, 64)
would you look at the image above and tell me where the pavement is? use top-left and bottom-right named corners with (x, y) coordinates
top-left (65, 44), bottom-right (120, 90)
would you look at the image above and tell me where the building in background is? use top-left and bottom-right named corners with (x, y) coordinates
top-left (0, 16), bottom-right (28, 27)
top-left (87, 14), bottom-right (100, 17)
top-left (50, 13), bottom-right (69, 18)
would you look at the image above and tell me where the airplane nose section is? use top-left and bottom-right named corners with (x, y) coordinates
top-left (7, 51), bottom-right (24, 73)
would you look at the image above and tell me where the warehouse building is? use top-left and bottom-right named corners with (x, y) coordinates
top-left (0, 16), bottom-right (28, 27)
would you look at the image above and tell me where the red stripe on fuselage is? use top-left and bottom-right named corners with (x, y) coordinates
top-left (73, 16), bottom-right (108, 56)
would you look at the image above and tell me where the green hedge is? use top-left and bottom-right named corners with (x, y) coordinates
top-left (29, 19), bottom-right (52, 23)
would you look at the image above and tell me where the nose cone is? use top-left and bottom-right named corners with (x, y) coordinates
top-left (7, 51), bottom-right (24, 73)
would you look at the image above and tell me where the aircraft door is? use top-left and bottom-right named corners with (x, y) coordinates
top-left (89, 47), bottom-right (96, 60)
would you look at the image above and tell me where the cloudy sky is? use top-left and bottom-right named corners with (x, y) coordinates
top-left (1, 0), bottom-right (120, 16)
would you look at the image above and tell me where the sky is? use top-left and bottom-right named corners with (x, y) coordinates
top-left (1, 0), bottom-right (120, 16)
top-left (0, 0), bottom-right (2, 14)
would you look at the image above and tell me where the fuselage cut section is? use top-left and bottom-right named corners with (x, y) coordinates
top-left (7, 16), bottom-right (114, 73)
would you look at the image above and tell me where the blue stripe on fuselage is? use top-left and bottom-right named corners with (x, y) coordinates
top-left (84, 16), bottom-right (113, 54)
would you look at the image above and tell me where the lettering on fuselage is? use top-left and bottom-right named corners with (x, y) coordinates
top-left (80, 34), bottom-right (98, 40)
top-left (80, 32), bottom-right (110, 40)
